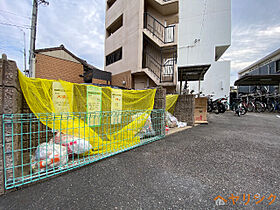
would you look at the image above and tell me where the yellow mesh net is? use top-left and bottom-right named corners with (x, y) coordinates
top-left (18, 70), bottom-right (157, 155)
top-left (166, 94), bottom-right (179, 114)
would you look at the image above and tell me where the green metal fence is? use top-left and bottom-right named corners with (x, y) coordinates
top-left (2, 109), bottom-right (165, 190)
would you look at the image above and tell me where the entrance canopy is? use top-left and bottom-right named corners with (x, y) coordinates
top-left (178, 64), bottom-right (211, 81)
top-left (234, 74), bottom-right (280, 86)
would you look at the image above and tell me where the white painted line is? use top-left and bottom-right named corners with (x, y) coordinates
top-left (276, 115), bottom-right (280, 119)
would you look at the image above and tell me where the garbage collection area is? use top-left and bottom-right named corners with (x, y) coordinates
top-left (0, 59), bottom-right (208, 193)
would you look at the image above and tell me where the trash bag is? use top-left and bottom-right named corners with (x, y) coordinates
top-left (138, 116), bottom-right (156, 138)
top-left (51, 132), bottom-right (93, 155)
top-left (131, 113), bottom-right (155, 138)
top-left (177, 122), bottom-right (187, 128)
top-left (165, 111), bottom-right (179, 128)
top-left (32, 142), bottom-right (68, 172)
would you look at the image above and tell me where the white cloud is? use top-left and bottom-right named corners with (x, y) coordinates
top-left (223, 24), bottom-right (280, 85)
top-left (0, 0), bottom-right (105, 70)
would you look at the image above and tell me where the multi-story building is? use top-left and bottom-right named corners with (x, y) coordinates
top-left (104, 0), bottom-right (231, 94)
top-left (237, 48), bottom-right (280, 94)
top-left (178, 0), bottom-right (231, 98)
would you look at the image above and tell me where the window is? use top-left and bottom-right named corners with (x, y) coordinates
top-left (107, 0), bottom-right (117, 9)
top-left (106, 14), bottom-right (123, 38)
top-left (106, 48), bottom-right (122, 66)
top-left (276, 60), bottom-right (280, 73)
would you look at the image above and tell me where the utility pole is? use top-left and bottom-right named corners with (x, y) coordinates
top-left (22, 30), bottom-right (27, 74)
top-left (29, 0), bottom-right (49, 77)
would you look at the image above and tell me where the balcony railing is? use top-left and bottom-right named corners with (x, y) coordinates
top-left (144, 52), bottom-right (175, 83)
top-left (144, 12), bottom-right (175, 44)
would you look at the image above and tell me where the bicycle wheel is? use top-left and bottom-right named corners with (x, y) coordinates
top-left (267, 103), bottom-right (275, 112)
top-left (261, 103), bottom-right (266, 112)
top-left (240, 106), bottom-right (247, 115)
top-left (255, 102), bottom-right (263, 113)
top-left (247, 102), bottom-right (254, 112)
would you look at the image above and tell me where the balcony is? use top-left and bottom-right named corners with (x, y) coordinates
top-left (146, 0), bottom-right (178, 15)
top-left (144, 12), bottom-right (176, 45)
top-left (143, 38), bottom-right (177, 83)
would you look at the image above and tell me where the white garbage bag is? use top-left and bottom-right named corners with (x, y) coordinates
top-left (32, 142), bottom-right (68, 171)
top-left (165, 111), bottom-right (179, 128)
top-left (51, 132), bottom-right (93, 155)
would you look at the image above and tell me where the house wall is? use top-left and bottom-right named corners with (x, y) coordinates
top-left (188, 61), bottom-right (231, 100)
top-left (111, 70), bottom-right (132, 89)
top-left (35, 54), bottom-right (84, 83)
top-left (40, 50), bottom-right (80, 64)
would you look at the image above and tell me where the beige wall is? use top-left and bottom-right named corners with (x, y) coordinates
top-left (104, 0), bottom-right (178, 89)
top-left (105, 0), bottom-right (145, 75)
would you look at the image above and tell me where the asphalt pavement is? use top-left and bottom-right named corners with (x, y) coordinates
top-left (0, 112), bottom-right (280, 209)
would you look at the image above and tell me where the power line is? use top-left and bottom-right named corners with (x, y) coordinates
top-left (0, 22), bottom-right (31, 29)
top-left (0, 9), bottom-right (31, 20)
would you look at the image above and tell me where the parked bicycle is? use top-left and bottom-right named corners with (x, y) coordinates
top-left (238, 93), bottom-right (280, 113)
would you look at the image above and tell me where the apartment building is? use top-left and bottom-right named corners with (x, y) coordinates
top-left (104, 0), bottom-right (231, 94)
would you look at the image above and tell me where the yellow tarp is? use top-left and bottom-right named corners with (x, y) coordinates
top-left (18, 70), bottom-right (156, 155)
top-left (166, 94), bottom-right (179, 114)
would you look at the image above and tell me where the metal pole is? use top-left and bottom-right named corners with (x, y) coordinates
top-left (198, 79), bottom-right (201, 97)
top-left (23, 31), bottom-right (27, 74)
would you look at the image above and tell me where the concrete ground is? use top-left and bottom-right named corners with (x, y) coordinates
top-left (0, 112), bottom-right (280, 209)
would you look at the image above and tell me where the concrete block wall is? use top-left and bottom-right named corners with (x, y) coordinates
top-left (173, 95), bottom-right (195, 126)
top-left (0, 55), bottom-right (49, 194)
top-left (0, 54), bottom-right (23, 195)
top-left (152, 86), bottom-right (166, 136)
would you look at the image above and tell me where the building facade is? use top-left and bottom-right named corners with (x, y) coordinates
top-left (104, 0), bottom-right (231, 94)
top-left (238, 48), bottom-right (280, 94)
top-left (178, 0), bottom-right (231, 99)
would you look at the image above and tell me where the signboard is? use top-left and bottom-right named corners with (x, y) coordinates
top-left (87, 86), bottom-right (102, 126)
top-left (111, 89), bottom-right (123, 124)
top-left (52, 82), bottom-right (72, 114)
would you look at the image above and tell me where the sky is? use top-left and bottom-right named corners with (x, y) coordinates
top-left (0, 0), bottom-right (280, 86)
